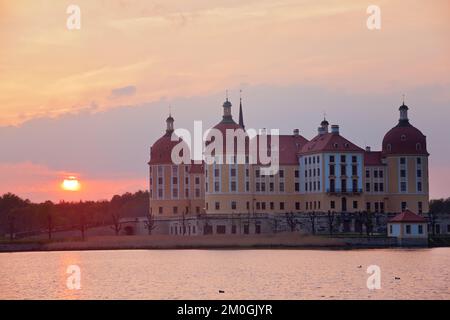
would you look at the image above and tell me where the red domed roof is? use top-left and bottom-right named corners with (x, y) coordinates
top-left (382, 124), bottom-right (428, 156)
top-left (149, 132), bottom-right (188, 165)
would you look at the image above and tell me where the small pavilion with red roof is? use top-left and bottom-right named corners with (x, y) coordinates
top-left (387, 209), bottom-right (428, 240)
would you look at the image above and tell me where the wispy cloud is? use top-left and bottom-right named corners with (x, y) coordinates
top-left (111, 85), bottom-right (137, 98)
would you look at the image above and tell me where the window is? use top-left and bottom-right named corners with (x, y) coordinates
top-left (173, 207), bottom-right (178, 214)
top-left (256, 202), bottom-right (261, 210)
top-left (374, 170), bottom-right (378, 178)
top-left (279, 202), bottom-right (285, 210)
top-left (341, 165), bottom-right (347, 176)
top-left (329, 155), bottom-right (335, 163)
top-left (261, 202), bottom-right (266, 210)
top-left (158, 189), bottom-right (163, 198)
top-left (401, 134), bottom-right (407, 141)
top-left (246, 181), bottom-right (250, 192)
top-left (330, 201), bottom-right (335, 209)
top-left (374, 202), bottom-right (379, 212)
top-left (214, 182), bottom-right (220, 192)
top-left (352, 179), bottom-right (358, 192)
top-left (214, 169), bottom-right (220, 177)
top-left (366, 170), bottom-right (370, 178)
top-left (295, 183), bottom-right (300, 192)
top-left (417, 157), bottom-right (422, 165)
top-left (387, 144), bottom-right (392, 151)
top-left (401, 202), bottom-right (407, 211)
top-left (159, 207), bottom-right (163, 214)
top-left (270, 202), bottom-right (274, 210)
top-left (295, 202), bottom-right (300, 210)
top-left (330, 165), bottom-right (335, 176)
top-left (366, 182), bottom-right (371, 192)
top-left (279, 182), bottom-right (285, 192)
top-left (158, 177), bottom-right (163, 185)
top-left (261, 182), bottom-right (266, 192)
top-left (215, 202), bottom-right (220, 210)
top-left (380, 183), bottom-right (384, 192)
top-left (341, 155), bottom-right (346, 163)
top-left (295, 170), bottom-right (299, 178)
top-left (256, 169), bottom-right (260, 178)
top-left (196, 207), bottom-right (200, 214)
top-left (185, 189), bottom-right (189, 197)
top-left (418, 225), bottom-right (423, 234)
top-left (305, 183), bottom-right (308, 191)
top-left (389, 225), bottom-right (393, 234)
top-left (416, 143), bottom-right (421, 151)
top-left (269, 182), bottom-right (274, 192)
top-left (230, 168), bottom-right (236, 177)
top-left (374, 183), bottom-right (379, 192)
top-left (418, 201), bottom-right (423, 214)
top-left (172, 188), bottom-right (178, 198)
top-left (352, 156), bottom-right (357, 163)
top-left (352, 165), bottom-right (357, 176)
top-left (400, 170), bottom-right (406, 178)
top-left (341, 179), bottom-right (347, 192)
top-left (195, 188), bottom-right (200, 197)
top-left (379, 170), bottom-right (384, 178)
top-left (230, 181), bottom-right (236, 192)
top-left (366, 202), bottom-right (371, 211)
top-left (353, 201), bottom-right (358, 209)
top-left (231, 225), bottom-right (237, 234)
top-left (417, 182), bottom-right (422, 192)
top-left (417, 169), bottom-right (422, 178)
top-left (279, 170), bottom-right (284, 178)
top-left (400, 182), bottom-right (407, 192)
top-left (245, 168), bottom-right (249, 177)
top-left (246, 202), bottom-right (250, 210)
top-left (400, 157), bottom-right (406, 165)
top-left (330, 179), bottom-right (335, 192)
top-left (405, 225), bottom-right (411, 234)
top-left (231, 201), bottom-right (237, 210)
top-left (380, 202), bottom-right (385, 213)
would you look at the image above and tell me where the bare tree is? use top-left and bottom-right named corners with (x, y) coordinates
top-left (110, 209), bottom-right (122, 236)
top-left (285, 212), bottom-right (298, 232)
top-left (327, 210), bottom-right (335, 235)
top-left (144, 211), bottom-right (156, 235)
top-left (308, 211), bottom-right (317, 235)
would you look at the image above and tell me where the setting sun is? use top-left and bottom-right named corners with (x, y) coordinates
top-left (61, 176), bottom-right (81, 191)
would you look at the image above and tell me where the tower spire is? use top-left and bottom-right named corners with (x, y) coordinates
top-left (239, 89), bottom-right (245, 129)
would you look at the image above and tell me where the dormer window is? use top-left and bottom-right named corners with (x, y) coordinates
top-left (416, 143), bottom-right (422, 151)
top-left (401, 134), bottom-right (406, 141)
top-left (344, 143), bottom-right (349, 148)
top-left (333, 143), bottom-right (338, 148)
top-left (387, 144), bottom-right (392, 151)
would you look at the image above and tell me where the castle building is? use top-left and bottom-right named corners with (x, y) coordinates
top-left (148, 97), bottom-right (429, 235)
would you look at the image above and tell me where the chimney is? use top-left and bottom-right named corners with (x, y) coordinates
top-left (331, 125), bottom-right (339, 134)
top-left (293, 129), bottom-right (299, 136)
top-left (365, 146), bottom-right (371, 152)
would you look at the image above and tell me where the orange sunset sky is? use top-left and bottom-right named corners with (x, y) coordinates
top-left (0, 0), bottom-right (449, 202)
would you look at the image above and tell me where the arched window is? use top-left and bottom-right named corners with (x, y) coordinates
top-left (387, 144), bottom-right (392, 151)
top-left (416, 143), bottom-right (422, 151)
top-left (401, 134), bottom-right (407, 141)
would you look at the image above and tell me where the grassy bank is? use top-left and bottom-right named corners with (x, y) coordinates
top-left (0, 233), bottom-right (351, 252)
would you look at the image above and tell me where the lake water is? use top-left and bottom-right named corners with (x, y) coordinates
top-left (0, 248), bottom-right (449, 299)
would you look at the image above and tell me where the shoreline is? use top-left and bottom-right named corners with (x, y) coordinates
top-left (0, 233), bottom-right (423, 253)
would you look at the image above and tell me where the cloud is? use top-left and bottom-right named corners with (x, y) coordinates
top-left (110, 85), bottom-right (137, 98)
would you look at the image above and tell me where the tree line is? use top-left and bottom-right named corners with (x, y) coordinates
top-left (0, 191), bottom-right (149, 239)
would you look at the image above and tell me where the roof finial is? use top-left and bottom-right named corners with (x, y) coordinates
top-left (169, 104), bottom-right (172, 117)
top-left (226, 90), bottom-right (229, 102)
top-left (402, 94), bottom-right (405, 105)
